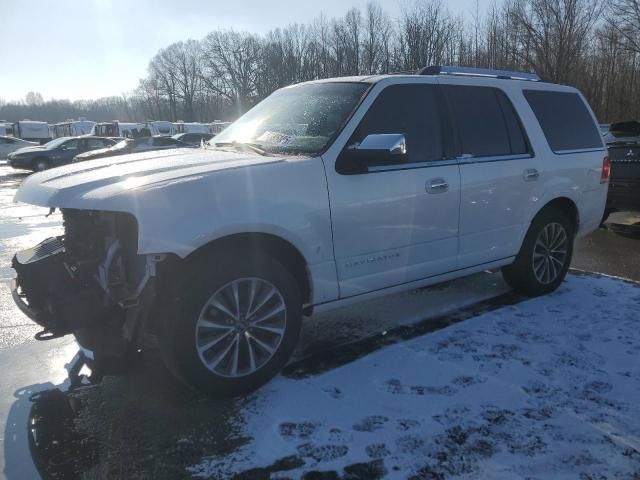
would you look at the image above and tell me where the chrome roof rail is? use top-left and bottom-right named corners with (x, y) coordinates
top-left (418, 65), bottom-right (541, 82)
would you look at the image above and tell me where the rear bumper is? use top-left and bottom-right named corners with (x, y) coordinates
top-left (607, 180), bottom-right (640, 212)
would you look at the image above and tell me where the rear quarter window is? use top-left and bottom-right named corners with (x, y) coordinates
top-left (523, 90), bottom-right (602, 153)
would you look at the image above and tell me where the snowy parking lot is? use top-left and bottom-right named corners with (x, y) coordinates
top-left (0, 163), bottom-right (638, 479)
top-left (193, 274), bottom-right (640, 479)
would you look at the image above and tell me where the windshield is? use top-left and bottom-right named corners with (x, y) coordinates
top-left (43, 137), bottom-right (70, 149)
top-left (213, 82), bottom-right (370, 155)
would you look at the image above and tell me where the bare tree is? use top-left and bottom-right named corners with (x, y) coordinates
top-left (362, 2), bottom-right (393, 74)
top-left (397, 0), bottom-right (462, 71)
top-left (201, 30), bottom-right (262, 113)
top-left (509, 0), bottom-right (605, 83)
top-left (607, 0), bottom-right (640, 53)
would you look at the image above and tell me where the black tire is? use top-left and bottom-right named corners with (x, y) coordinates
top-left (502, 208), bottom-right (574, 296)
top-left (33, 158), bottom-right (50, 171)
top-left (160, 251), bottom-right (302, 397)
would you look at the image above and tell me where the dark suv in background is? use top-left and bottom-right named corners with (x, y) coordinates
top-left (7, 136), bottom-right (115, 171)
top-left (603, 121), bottom-right (640, 219)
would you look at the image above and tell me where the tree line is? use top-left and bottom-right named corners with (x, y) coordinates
top-left (3, 0), bottom-right (640, 125)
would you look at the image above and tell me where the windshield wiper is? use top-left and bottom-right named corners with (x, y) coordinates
top-left (214, 141), bottom-right (269, 156)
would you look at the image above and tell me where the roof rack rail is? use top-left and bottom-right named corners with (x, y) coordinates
top-left (418, 65), bottom-right (541, 82)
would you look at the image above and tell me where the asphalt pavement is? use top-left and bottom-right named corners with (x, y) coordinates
top-left (0, 162), bottom-right (637, 479)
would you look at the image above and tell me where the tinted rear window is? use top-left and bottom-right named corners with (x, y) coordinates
top-left (524, 90), bottom-right (602, 153)
top-left (444, 85), bottom-right (529, 157)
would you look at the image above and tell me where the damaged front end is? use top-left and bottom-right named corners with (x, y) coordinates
top-left (11, 208), bottom-right (164, 379)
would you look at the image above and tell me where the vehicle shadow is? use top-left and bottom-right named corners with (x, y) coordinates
top-left (5, 351), bottom-right (245, 480)
top-left (3, 382), bottom-right (61, 480)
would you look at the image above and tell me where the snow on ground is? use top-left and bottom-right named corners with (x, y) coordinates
top-left (190, 274), bottom-right (640, 479)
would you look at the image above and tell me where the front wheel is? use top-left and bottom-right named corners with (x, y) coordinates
top-left (33, 158), bottom-right (50, 171)
top-left (502, 208), bottom-right (574, 296)
top-left (161, 252), bottom-right (303, 396)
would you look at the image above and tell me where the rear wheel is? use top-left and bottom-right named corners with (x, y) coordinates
top-left (502, 208), bottom-right (574, 296)
top-left (161, 252), bottom-right (302, 396)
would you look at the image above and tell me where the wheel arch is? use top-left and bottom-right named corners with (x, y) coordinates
top-left (533, 197), bottom-right (579, 235)
top-left (31, 156), bottom-right (50, 170)
top-left (183, 232), bottom-right (312, 306)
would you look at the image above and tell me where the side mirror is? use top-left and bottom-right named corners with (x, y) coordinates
top-left (337, 133), bottom-right (408, 174)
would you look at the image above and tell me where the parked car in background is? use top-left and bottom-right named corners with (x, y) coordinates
top-left (10, 120), bottom-right (51, 144)
top-left (7, 136), bottom-right (115, 171)
top-left (11, 66), bottom-right (608, 396)
top-left (600, 123), bottom-right (610, 135)
top-left (52, 119), bottom-right (96, 138)
top-left (603, 121), bottom-right (640, 220)
top-left (73, 135), bottom-right (189, 162)
top-left (172, 132), bottom-right (213, 146)
top-left (0, 136), bottom-right (38, 159)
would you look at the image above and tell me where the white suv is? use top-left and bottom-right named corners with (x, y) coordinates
top-left (11, 66), bottom-right (609, 395)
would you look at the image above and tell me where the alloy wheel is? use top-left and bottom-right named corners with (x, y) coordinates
top-left (194, 277), bottom-right (287, 378)
top-left (532, 222), bottom-right (569, 285)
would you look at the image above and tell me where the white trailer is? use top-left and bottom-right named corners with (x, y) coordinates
top-left (209, 121), bottom-right (232, 135)
top-left (52, 119), bottom-right (96, 138)
top-left (11, 120), bottom-right (51, 144)
top-left (173, 121), bottom-right (210, 134)
top-left (91, 121), bottom-right (148, 138)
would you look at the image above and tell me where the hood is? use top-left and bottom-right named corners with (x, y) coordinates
top-left (11, 145), bottom-right (46, 156)
top-left (15, 147), bottom-right (286, 210)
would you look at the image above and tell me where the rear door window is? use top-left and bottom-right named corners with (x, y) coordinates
top-left (85, 138), bottom-right (107, 149)
top-left (62, 139), bottom-right (79, 151)
top-left (524, 90), bottom-right (602, 153)
top-left (444, 85), bottom-right (528, 158)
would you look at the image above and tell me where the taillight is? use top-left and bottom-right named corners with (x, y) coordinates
top-left (601, 156), bottom-right (611, 183)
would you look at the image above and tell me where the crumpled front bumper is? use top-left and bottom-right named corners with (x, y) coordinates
top-left (10, 278), bottom-right (63, 340)
top-left (11, 237), bottom-right (130, 358)
top-left (11, 236), bottom-right (97, 338)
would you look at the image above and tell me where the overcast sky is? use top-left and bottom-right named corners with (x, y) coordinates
top-left (2, 0), bottom-right (484, 102)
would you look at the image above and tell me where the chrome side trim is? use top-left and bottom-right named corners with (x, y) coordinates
top-left (457, 153), bottom-right (533, 165)
top-left (554, 147), bottom-right (606, 155)
top-left (365, 153), bottom-right (535, 173)
top-left (367, 158), bottom-right (459, 173)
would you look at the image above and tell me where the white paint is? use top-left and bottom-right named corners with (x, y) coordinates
top-left (14, 74), bottom-right (608, 309)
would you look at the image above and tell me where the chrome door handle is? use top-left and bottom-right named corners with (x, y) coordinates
top-left (523, 168), bottom-right (539, 181)
top-left (426, 178), bottom-right (449, 193)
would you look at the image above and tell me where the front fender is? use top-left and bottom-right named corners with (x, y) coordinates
top-left (126, 158), bottom-right (334, 267)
